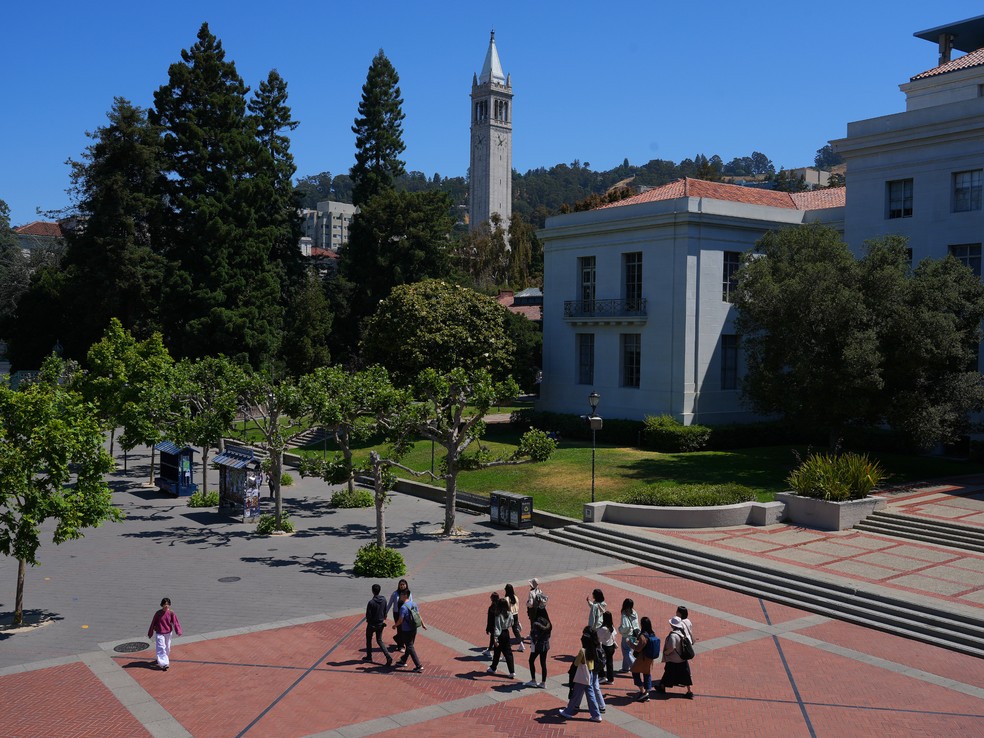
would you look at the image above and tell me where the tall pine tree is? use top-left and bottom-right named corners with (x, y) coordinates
top-left (350, 50), bottom-right (406, 207)
top-left (58, 98), bottom-right (167, 357)
top-left (151, 23), bottom-right (284, 367)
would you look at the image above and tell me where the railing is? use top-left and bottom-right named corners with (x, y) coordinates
top-left (563, 298), bottom-right (647, 318)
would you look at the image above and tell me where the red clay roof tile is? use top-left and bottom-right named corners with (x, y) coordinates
top-left (597, 178), bottom-right (844, 211)
top-left (911, 48), bottom-right (984, 80)
top-left (14, 221), bottom-right (63, 237)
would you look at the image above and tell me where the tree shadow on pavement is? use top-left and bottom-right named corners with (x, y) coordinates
top-left (0, 609), bottom-right (64, 639)
top-left (240, 553), bottom-right (346, 576)
top-left (120, 525), bottom-right (252, 548)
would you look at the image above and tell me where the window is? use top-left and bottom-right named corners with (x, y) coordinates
top-left (887, 179), bottom-right (913, 219)
top-left (579, 256), bottom-right (596, 308)
top-left (722, 251), bottom-right (741, 302)
top-left (949, 244), bottom-right (982, 277)
top-left (954, 170), bottom-right (983, 212)
top-left (621, 334), bottom-right (641, 388)
top-left (623, 252), bottom-right (642, 310)
top-left (721, 335), bottom-right (738, 390)
top-left (577, 334), bottom-right (594, 385)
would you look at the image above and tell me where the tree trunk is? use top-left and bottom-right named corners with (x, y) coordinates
top-left (371, 451), bottom-right (386, 548)
top-left (110, 427), bottom-right (116, 457)
top-left (201, 446), bottom-right (209, 494)
top-left (345, 445), bottom-right (355, 495)
top-left (148, 444), bottom-right (157, 486)
top-left (273, 449), bottom-right (283, 527)
top-left (15, 558), bottom-right (26, 625)
top-left (444, 458), bottom-right (458, 535)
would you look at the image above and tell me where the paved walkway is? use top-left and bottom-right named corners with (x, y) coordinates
top-left (1, 448), bottom-right (983, 737)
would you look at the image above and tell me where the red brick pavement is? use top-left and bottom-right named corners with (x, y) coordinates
top-left (0, 662), bottom-right (151, 738)
top-left (5, 568), bottom-right (984, 737)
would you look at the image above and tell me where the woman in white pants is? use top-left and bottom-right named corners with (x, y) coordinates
top-left (147, 597), bottom-right (183, 671)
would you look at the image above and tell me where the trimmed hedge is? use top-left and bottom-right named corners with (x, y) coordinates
top-left (642, 415), bottom-right (711, 452)
top-left (353, 543), bottom-right (407, 578)
top-left (329, 488), bottom-right (374, 509)
top-left (511, 409), bottom-right (644, 446)
top-left (620, 483), bottom-right (756, 507)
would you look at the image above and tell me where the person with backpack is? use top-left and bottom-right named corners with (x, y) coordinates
top-left (587, 627), bottom-right (607, 714)
top-left (597, 611), bottom-right (617, 684)
top-left (559, 630), bottom-right (603, 722)
top-left (487, 597), bottom-right (516, 678)
top-left (586, 588), bottom-right (606, 633)
top-left (483, 592), bottom-right (500, 658)
top-left (618, 598), bottom-right (640, 672)
top-left (629, 616), bottom-right (660, 701)
top-left (504, 583), bottom-right (524, 652)
top-left (392, 589), bottom-right (424, 673)
top-left (525, 578), bottom-right (545, 635)
top-left (387, 579), bottom-right (412, 653)
top-left (655, 615), bottom-right (694, 698)
top-left (364, 584), bottom-right (393, 666)
top-left (525, 604), bottom-right (552, 687)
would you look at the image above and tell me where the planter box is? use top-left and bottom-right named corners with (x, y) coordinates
top-left (583, 500), bottom-right (784, 528)
top-left (776, 492), bottom-right (886, 531)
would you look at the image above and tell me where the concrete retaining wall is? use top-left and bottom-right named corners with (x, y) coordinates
top-left (583, 500), bottom-right (784, 528)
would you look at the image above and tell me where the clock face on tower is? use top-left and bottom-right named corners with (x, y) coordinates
top-left (496, 134), bottom-right (505, 146)
top-left (476, 133), bottom-right (484, 145)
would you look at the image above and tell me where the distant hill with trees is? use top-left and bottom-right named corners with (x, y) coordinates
top-left (297, 145), bottom-right (841, 228)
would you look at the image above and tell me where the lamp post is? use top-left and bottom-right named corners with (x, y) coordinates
top-left (588, 392), bottom-right (602, 503)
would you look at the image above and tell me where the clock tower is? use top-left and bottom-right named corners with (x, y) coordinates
top-left (469, 31), bottom-right (512, 231)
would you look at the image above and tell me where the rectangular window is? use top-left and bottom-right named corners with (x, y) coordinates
top-left (887, 179), bottom-right (913, 219)
top-left (721, 334), bottom-right (738, 390)
top-left (623, 252), bottom-right (642, 310)
top-left (949, 243), bottom-right (982, 277)
top-left (577, 334), bottom-right (594, 385)
top-left (579, 256), bottom-right (596, 309)
top-left (953, 170), bottom-right (983, 212)
top-left (722, 251), bottom-right (741, 302)
top-left (621, 334), bottom-right (641, 388)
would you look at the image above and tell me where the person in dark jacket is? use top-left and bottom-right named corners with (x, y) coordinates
top-left (484, 592), bottom-right (500, 658)
top-left (525, 605), bottom-right (552, 687)
top-left (364, 583), bottom-right (392, 666)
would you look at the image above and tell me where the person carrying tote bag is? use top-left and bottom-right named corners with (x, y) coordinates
top-left (559, 632), bottom-right (603, 722)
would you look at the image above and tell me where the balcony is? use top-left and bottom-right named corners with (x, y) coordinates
top-left (563, 298), bottom-right (647, 325)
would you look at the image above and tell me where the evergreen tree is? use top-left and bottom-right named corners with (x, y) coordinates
top-left (151, 23), bottom-right (283, 366)
top-left (58, 98), bottom-right (167, 358)
top-left (350, 50), bottom-right (406, 207)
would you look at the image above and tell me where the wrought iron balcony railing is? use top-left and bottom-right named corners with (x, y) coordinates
top-left (563, 298), bottom-right (647, 318)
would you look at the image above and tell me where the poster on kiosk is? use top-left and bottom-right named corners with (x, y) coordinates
top-left (244, 471), bottom-right (262, 523)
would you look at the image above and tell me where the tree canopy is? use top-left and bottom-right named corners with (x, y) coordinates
top-left (361, 279), bottom-right (515, 385)
top-left (734, 225), bottom-right (984, 448)
top-left (0, 356), bottom-right (120, 624)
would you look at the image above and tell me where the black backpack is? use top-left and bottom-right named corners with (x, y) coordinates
top-left (674, 628), bottom-right (695, 660)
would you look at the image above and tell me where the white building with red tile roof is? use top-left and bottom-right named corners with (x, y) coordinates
top-left (833, 15), bottom-right (984, 285)
top-left (537, 178), bottom-right (844, 424)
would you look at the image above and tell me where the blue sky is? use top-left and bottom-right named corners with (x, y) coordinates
top-left (3, 2), bottom-right (982, 226)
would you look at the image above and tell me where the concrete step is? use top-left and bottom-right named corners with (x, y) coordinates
top-left (543, 523), bottom-right (984, 659)
top-left (855, 511), bottom-right (984, 554)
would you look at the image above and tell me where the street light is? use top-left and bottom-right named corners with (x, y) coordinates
top-left (587, 392), bottom-right (602, 503)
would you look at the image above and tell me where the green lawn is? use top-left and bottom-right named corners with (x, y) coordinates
top-left (293, 425), bottom-right (984, 519)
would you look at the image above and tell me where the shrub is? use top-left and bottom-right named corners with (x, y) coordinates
top-left (187, 489), bottom-right (219, 507)
top-left (329, 487), bottom-right (374, 509)
top-left (621, 483), bottom-right (756, 507)
top-left (353, 543), bottom-right (407, 578)
top-left (787, 452), bottom-right (886, 501)
top-left (642, 415), bottom-right (711, 453)
top-left (255, 513), bottom-right (295, 534)
top-left (515, 410), bottom-right (645, 446)
top-left (280, 472), bottom-right (294, 487)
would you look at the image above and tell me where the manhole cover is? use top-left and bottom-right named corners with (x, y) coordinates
top-left (218, 576), bottom-right (241, 583)
top-left (114, 641), bottom-right (150, 653)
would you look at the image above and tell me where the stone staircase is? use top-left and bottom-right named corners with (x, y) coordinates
top-left (542, 523), bottom-right (984, 658)
top-left (854, 511), bottom-right (984, 554)
top-left (292, 426), bottom-right (331, 449)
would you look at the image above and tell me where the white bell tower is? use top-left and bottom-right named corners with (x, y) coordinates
top-left (469, 31), bottom-right (513, 231)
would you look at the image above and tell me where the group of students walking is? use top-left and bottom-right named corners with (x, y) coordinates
top-left (362, 577), bottom-right (696, 724)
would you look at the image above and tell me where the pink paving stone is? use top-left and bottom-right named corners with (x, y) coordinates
top-left (604, 566), bottom-right (809, 624)
top-left (372, 692), bottom-right (638, 737)
top-left (778, 638), bottom-right (984, 714)
top-left (797, 619), bottom-right (984, 687)
top-left (247, 636), bottom-right (493, 737)
top-left (0, 662), bottom-right (151, 738)
top-left (806, 704), bottom-right (984, 738)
